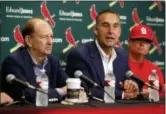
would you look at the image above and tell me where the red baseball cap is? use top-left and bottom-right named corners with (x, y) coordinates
top-left (129, 24), bottom-right (162, 54)
top-left (129, 24), bottom-right (153, 41)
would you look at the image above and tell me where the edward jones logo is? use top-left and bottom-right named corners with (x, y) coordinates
top-left (6, 6), bottom-right (33, 14)
top-left (59, 9), bottom-right (83, 22)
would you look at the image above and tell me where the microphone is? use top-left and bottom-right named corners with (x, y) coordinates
top-left (126, 71), bottom-right (159, 91)
top-left (74, 70), bottom-right (117, 103)
top-left (74, 70), bottom-right (100, 88)
top-left (6, 74), bottom-right (47, 94)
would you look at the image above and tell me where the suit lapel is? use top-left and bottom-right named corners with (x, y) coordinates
top-left (89, 42), bottom-right (105, 86)
top-left (21, 48), bottom-right (37, 86)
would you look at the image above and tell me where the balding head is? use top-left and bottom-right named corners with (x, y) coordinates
top-left (22, 18), bottom-right (50, 39)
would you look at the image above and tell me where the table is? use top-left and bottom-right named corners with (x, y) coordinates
top-left (0, 96), bottom-right (165, 114)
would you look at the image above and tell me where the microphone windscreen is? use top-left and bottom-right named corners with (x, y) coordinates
top-left (125, 70), bottom-right (133, 78)
top-left (6, 74), bottom-right (15, 83)
top-left (74, 70), bottom-right (82, 78)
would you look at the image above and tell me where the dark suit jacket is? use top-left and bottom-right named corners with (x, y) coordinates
top-left (1, 47), bottom-right (68, 103)
top-left (66, 41), bottom-right (130, 99)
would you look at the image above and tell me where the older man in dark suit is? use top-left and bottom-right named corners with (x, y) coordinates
top-left (1, 18), bottom-right (67, 103)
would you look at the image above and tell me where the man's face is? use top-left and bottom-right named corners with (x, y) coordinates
top-left (128, 39), bottom-right (151, 56)
top-left (28, 20), bottom-right (53, 56)
top-left (94, 13), bottom-right (121, 49)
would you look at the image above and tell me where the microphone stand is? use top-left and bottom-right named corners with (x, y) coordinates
top-left (87, 87), bottom-right (93, 100)
top-left (4, 90), bottom-right (32, 107)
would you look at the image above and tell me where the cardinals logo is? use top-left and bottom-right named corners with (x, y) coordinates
top-left (62, 27), bottom-right (79, 53)
top-left (63, 0), bottom-right (80, 4)
top-left (149, 1), bottom-right (163, 11)
top-left (109, 1), bottom-right (124, 8)
top-left (10, 25), bottom-right (24, 53)
top-left (129, 8), bottom-right (143, 31)
top-left (41, 1), bottom-right (56, 28)
top-left (87, 4), bottom-right (98, 30)
top-left (149, 32), bottom-right (162, 55)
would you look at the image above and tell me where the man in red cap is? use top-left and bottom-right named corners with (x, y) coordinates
top-left (128, 24), bottom-right (164, 97)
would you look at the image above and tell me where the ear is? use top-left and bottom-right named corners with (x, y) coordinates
top-left (93, 25), bottom-right (98, 36)
top-left (25, 35), bottom-right (32, 47)
top-left (128, 40), bottom-right (131, 47)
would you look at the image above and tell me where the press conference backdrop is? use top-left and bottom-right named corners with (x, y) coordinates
top-left (0, 1), bottom-right (165, 77)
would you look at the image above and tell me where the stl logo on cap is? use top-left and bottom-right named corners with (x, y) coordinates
top-left (141, 27), bottom-right (147, 35)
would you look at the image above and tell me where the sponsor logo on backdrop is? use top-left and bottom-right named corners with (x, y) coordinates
top-left (81, 38), bottom-right (94, 43)
top-left (0, 37), bottom-right (10, 42)
top-left (52, 38), bottom-right (63, 43)
top-left (149, 34), bottom-right (164, 55)
top-left (146, 16), bottom-right (164, 27)
top-left (87, 4), bottom-right (98, 30)
top-left (59, 10), bottom-right (83, 22)
top-left (59, 60), bottom-right (67, 68)
top-left (130, 8), bottom-right (143, 31)
top-left (109, 1), bottom-right (124, 8)
top-left (62, 27), bottom-right (79, 53)
top-left (62, 0), bottom-right (80, 4)
top-left (153, 60), bottom-right (165, 70)
top-left (10, 25), bottom-right (24, 53)
top-left (153, 61), bottom-right (165, 66)
top-left (6, 6), bottom-right (33, 19)
top-left (149, 1), bottom-right (163, 11)
top-left (119, 15), bottom-right (127, 24)
top-left (41, 1), bottom-right (56, 28)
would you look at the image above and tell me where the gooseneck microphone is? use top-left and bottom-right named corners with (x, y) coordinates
top-left (126, 71), bottom-right (159, 91)
top-left (74, 70), bottom-right (116, 102)
top-left (6, 74), bottom-right (48, 94)
top-left (74, 70), bottom-right (100, 88)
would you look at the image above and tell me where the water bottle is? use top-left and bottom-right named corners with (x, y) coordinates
top-left (148, 69), bottom-right (159, 102)
top-left (104, 74), bottom-right (116, 103)
top-left (36, 69), bottom-right (49, 106)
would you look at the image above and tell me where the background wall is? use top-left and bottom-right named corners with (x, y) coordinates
top-left (0, 1), bottom-right (165, 78)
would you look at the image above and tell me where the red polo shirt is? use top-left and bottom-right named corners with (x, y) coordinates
top-left (129, 58), bottom-right (164, 95)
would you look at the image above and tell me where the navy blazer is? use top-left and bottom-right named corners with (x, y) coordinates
top-left (66, 41), bottom-right (130, 99)
top-left (1, 47), bottom-right (68, 103)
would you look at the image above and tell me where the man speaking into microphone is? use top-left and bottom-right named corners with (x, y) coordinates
top-left (1, 18), bottom-right (68, 103)
top-left (66, 10), bottom-right (140, 102)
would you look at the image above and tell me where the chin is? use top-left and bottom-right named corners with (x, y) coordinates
top-left (44, 51), bottom-right (52, 55)
top-left (106, 43), bottom-right (115, 48)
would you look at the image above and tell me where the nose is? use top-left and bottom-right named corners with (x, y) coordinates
top-left (47, 37), bottom-right (53, 45)
top-left (108, 26), bottom-right (113, 34)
